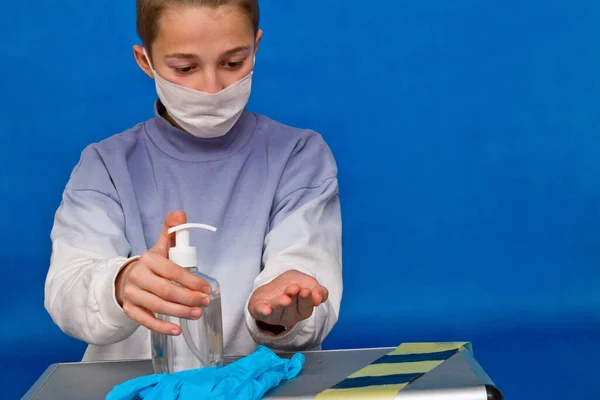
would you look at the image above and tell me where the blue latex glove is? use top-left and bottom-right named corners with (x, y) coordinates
top-left (106, 345), bottom-right (305, 400)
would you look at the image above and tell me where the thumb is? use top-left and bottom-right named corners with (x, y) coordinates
top-left (151, 211), bottom-right (187, 257)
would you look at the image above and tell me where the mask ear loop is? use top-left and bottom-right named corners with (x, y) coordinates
top-left (143, 48), bottom-right (156, 73)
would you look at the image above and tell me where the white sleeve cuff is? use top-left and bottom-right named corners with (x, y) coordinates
top-left (94, 256), bottom-right (140, 329)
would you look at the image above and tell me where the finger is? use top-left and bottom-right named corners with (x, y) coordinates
top-left (250, 293), bottom-right (292, 319)
top-left (297, 288), bottom-right (314, 319)
top-left (249, 301), bottom-right (273, 319)
top-left (257, 305), bottom-right (284, 326)
top-left (151, 211), bottom-right (187, 256)
top-left (123, 303), bottom-right (181, 336)
top-left (288, 293), bottom-right (298, 314)
top-left (135, 274), bottom-right (211, 308)
top-left (321, 287), bottom-right (329, 303)
top-left (312, 286), bottom-right (329, 305)
top-left (125, 285), bottom-right (204, 320)
top-left (284, 284), bottom-right (301, 297)
top-left (138, 251), bottom-right (211, 293)
top-left (267, 293), bottom-right (293, 309)
top-left (280, 294), bottom-right (300, 327)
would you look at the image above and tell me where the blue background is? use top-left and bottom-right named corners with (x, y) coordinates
top-left (2, 0), bottom-right (599, 398)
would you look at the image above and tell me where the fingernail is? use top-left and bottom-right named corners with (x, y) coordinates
top-left (201, 296), bottom-right (211, 307)
top-left (171, 329), bottom-right (179, 335)
top-left (191, 309), bottom-right (202, 319)
top-left (202, 285), bottom-right (212, 294)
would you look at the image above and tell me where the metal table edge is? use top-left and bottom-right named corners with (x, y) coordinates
top-left (40, 346), bottom-right (398, 367)
top-left (21, 364), bottom-right (59, 400)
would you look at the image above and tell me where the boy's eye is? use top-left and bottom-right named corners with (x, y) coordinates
top-left (174, 66), bottom-right (195, 74)
top-left (223, 61), bottom-right (244, 70)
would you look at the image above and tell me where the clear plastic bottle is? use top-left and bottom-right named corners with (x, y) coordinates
top-left (151, 223), bottom-right (224, 373)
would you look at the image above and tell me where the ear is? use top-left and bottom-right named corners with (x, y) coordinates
top-left (254, 29), bottom-right (263, 54)
top-left (133, 45), bottom-right (154, 79)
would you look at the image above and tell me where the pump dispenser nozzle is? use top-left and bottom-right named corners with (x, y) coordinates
top-left (168, 223), bottom-right (217, 268)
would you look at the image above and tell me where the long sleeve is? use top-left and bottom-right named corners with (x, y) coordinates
top-left (45, 147), bottom-right (140, 346)
top-left (245, 131), bottom-right (343, 351)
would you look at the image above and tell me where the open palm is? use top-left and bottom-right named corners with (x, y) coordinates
top-left (248, 269), bottom-right (329, 328)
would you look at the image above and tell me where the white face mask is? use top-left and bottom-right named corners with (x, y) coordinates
top-left (144, 49), bottom-right (253, 138)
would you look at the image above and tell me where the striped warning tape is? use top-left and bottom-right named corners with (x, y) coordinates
top-left (315, 342), bottom-right (472, 399)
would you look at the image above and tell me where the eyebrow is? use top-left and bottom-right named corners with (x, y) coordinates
top-left (221, 46), bottom-right (251, 57)
top-left (164, 53), bottom-right (198, 61)
top-left (164, 46), bottom-right (251, 61)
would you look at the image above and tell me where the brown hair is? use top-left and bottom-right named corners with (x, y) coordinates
top-left (137, 0), bottom-right (260, 57)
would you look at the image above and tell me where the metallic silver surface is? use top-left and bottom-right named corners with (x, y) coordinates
top-left (23, 347), bottom-right (496, 400)
top-left (395, 386), bottom-right (487, 400)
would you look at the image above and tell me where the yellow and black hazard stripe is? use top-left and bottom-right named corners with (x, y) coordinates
top-left (315, 342), bottom-right (471, 399)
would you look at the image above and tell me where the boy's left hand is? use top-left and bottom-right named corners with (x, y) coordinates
top-left (248, 269), bottom-right (329, 330)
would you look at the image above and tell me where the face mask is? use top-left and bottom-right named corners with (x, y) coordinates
top-left (144, 49), bottom-right (253, 138)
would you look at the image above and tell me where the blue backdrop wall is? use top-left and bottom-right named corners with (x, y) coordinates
top-left (2, 1), bottom-right (599, 398)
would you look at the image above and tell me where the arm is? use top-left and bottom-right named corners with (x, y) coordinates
top-left (46, 189), bottom-right (140, 346)
top-left (245, 132), bottom-right (343, 350)
top-left (47, 148), bottom-right (228, 346)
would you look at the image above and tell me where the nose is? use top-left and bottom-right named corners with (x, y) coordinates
top-left (195, 69), bottom-right (223, 94)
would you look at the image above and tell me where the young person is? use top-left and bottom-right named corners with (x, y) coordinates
top-left (45, 0), bottom-right (342, 361)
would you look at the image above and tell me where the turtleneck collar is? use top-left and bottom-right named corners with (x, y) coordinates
top-left (143, 101), bottom-right (257, 163)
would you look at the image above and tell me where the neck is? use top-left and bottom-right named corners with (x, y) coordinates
top-left (161, 109), bottom-right (185, 132)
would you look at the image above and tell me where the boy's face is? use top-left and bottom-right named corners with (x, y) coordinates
top-left (134, 5), bottom-right (261, 94)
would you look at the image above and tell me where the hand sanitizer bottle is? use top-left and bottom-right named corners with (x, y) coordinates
top-left (151, 223), bottom-right (224, 373)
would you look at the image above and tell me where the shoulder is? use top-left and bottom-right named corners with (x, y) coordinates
top-left (66, 121), bottom-right (148, 191)
top-left (250, 113), bottom-right (338, 203)
top-left (93, 121), bottom-right (147, 154)
top-left (252, 113), bottom-right (336, 169)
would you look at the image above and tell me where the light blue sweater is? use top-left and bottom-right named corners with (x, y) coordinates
top-left (45, 103), bottom-right (342, 361)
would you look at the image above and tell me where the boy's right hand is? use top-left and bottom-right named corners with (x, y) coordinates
top-left (115, 211), bottom-right (212, 335)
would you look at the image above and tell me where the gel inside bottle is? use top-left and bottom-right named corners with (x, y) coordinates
top-left (151, 223), bottom-right (224, 373)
